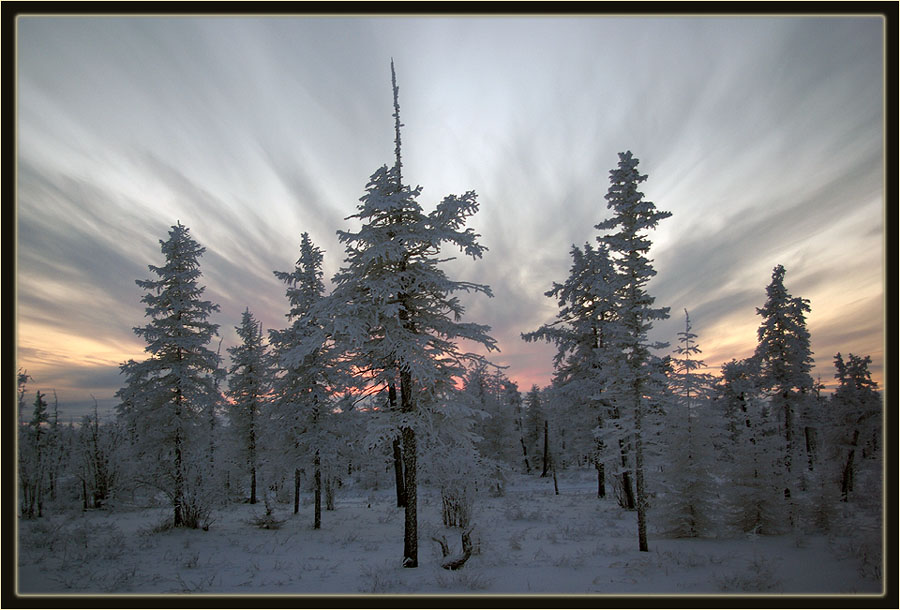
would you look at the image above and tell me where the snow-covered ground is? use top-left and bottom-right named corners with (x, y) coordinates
top-left (16, 469), bottom-right (882, 597)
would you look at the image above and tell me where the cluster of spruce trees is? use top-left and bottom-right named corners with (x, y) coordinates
top-left (18, 65), bottom-right (881, 567)
top-left (521, 149), bottom-right (881, 551)
top-left (523, 204), bottom-right (882, 546)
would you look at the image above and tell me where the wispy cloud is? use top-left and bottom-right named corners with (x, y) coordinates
top-left (15, 16), bottom-right (885, 419)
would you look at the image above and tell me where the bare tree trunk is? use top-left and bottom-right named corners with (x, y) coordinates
top-left (400, 369), bottom-right (417, 568)
top-left (840, 429), bottom-right (860, 502)
top-left (519, 436), bottom-right (531, 473)
top-left (618, 449), bottom-right (636, 510)
top-left (314, 451), bottom-right (322, 529)
top-left (634, 383), bottom-right (648, 552)
top-left (596, 459), bottom-right (605, 498)
top-left (173, 420), bottom-right (184, 527)
top-left (596, 415), bottom-right (605, 498)
top-left (540, 420), bottom-right (550, 477)
top-left (401, 426), bottom-right (417, 567)
top-left (249, 413), bottom-right (257, 504)
top-left (389, 382), bottom-right (406, 508)
top-left (611, 404), bottom-right (636, 510)
top-left (783, 392), bottom-right (793, 500)
top-left (173, 352), bottom-right (185, 528)
top-left (805, 425), bottom-right (817, 471)
top-left (393, 437), bottom-right (406, 508)
top-left (293, 467), bottom-right (301, 515)
top-left (635, 435), bottom-right (648, 552)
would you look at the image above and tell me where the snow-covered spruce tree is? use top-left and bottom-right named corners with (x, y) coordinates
top-left (522, 241), bottom-right (630, 500)
top-left (465, 364), bottom-right (517, 496)
top-left (594, 151), bottom-right (671, 552)
top-left (20, 390), bottom-right (50, 518)
top-left (522, 385), bottom-right (545, 472)
top-left (17, 369), bottom-right (32, 423)
top-left (655, 310), bottom-right (720, 538)
top-left (543, 384), bottom-right (588, 473)
top-left (754, 264), bottom-right (815, 521)
top-left (206, 340), bottom-right (226, 496)
top-left (829, 353), bottom-right (881, 503)
top-left (226, 308), bottom-right (271, 505)
top-left (540, 384), bottom-right (581, 479)
top-left (505, 380), bottom-right (531, 473)
top-left (76, 399), bottom-right (124, 510)
top-left (43, 391), bottom-right (65, 503)
top-left (717, 358), bottom-right (788, 534)
top-left (420, 379), bottom-right (490, 530)
top-left (268, 232), bottom-right (345, 528)
top-left (116, 222), bottom-right (221, 529)
top-left (312, 61), bottom-right (496, 567)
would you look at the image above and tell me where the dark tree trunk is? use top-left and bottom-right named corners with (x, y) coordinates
top-left (618, 440), bottom-right (636, 510)
top-left (173, 356), bottom-right (185, 528)
top-left (840, 429), bottom-right (860, 502)
top-left (393, 437), bottom-right (406, 508)
top-left (635, 435), bottom-right (648, 552)
top-left (519, 435), bottom-right (531, 473)
top-left (596, 415), bottom-right (605, 498)
top-left (804, 425), bottom-right (817, 471)
top-left (401, 425), bottom-right (417, 567)
top-left (610, 402), bottom-right (636, 510)
top-left (634, 378), bottom-right (648, 552)
top-left (293, 467), bottom-right (301, 515)
top-left (389, 382), bottom-right (406, 508)
top-left (783, 392), bottom-right (793, 503)
top-left (173, 425), bottom-right (184, 527)
top-left (596, 460), bottom-right (605, 498)
top-left (314, 452), bottom-right (322, 529)
top-left (540, 420), bottom-right (550, 477)
top-left (400, 369), bottom-right (417, 568)
top-left (249, 418), bottom-right (257, 504)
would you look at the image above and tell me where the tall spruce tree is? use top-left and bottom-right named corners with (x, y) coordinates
top-left (754, 264), bottom-right (814, 518)
top-left (226, 308), bottom-right (270, 505)
top-left (313, 61), bottom-right (496, 567)
top-left (522, 241), bottom-right (628, 500)
top-left (116, 222), bottom-right (221, 528)
top-left (595, 150), bottom-right (671, 552)
top-left (269, 232), bottom-right (342, 527)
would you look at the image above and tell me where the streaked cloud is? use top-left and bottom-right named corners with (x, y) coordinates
top-left (15, 15), bottom-right (885, 419)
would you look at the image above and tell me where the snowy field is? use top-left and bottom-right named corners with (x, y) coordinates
top-left (16, 469), bottom-right (882, 598)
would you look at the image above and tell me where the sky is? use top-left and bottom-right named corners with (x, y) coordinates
top-left (15, 14), bottom-right (886, 422)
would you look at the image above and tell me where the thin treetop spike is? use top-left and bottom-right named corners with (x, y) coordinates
top-left (391, 58), bottom-right (403, 187)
